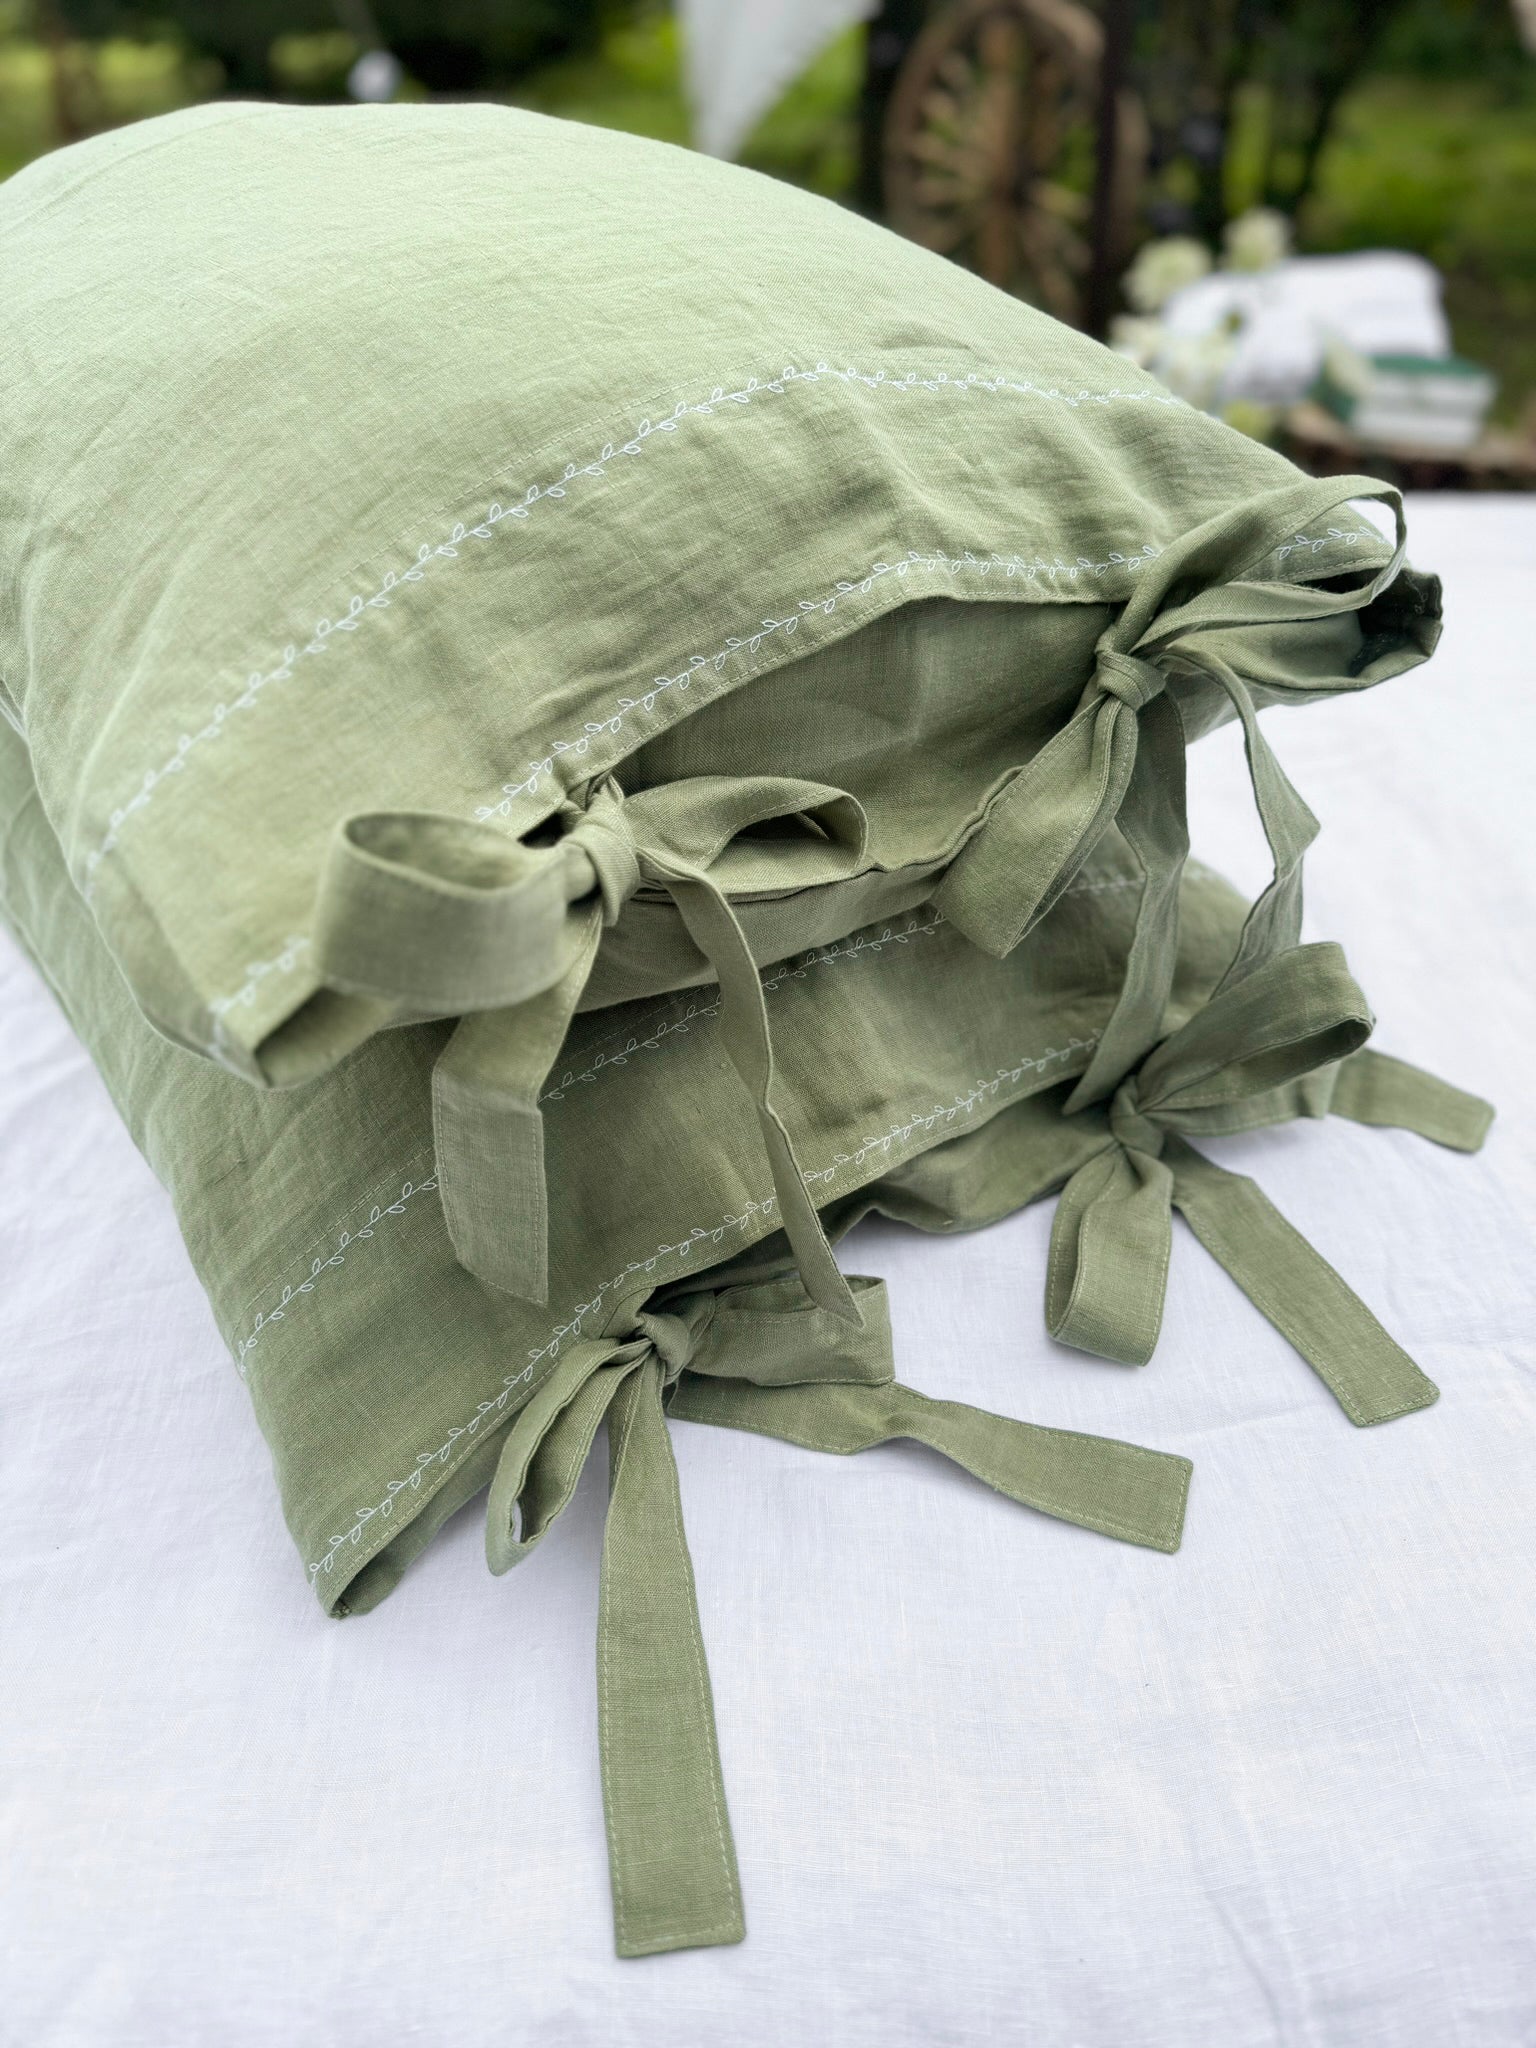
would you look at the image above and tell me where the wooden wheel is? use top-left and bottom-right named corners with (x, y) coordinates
top-left (884, 0), bottom-right (1146, 322)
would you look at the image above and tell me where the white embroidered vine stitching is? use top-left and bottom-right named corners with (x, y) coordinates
top-left (208, 936), bottom-right (312, 1029)
top-left (305, 1193), bottom-right (781, 1582)
top-left (303, 1029), bottom-right (1099, 1583)
top-left (472, 541), bottom-right (1160, 826)
top-left (1272, 525), bottom-right (1373, 562)
top-left (234, 1176), bottom-right (436, 1379)
top-left (192, 558), bottom-right (1163, 1037)
top-left (542, 914), bottom-right (949, 1102)
top-left (543, 878), bottom-right (1126, 1101)
top-left (82, 363), bottom-right (1180, 893)
top-left (1058, 873), bottom-right (1142, 898)
top-left (236, 918), bottom-right (948, 1364)
top-left (801, 1037), bottom-right (1094, 1189)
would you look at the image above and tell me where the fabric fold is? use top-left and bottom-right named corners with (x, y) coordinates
top-left (484, 1271), bottom-right (1193, 1956)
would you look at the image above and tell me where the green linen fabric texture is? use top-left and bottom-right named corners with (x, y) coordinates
top-left (0, 103), bottom-right (1443, 1318)
top-left (0, 711), bottom-right (1490, 1955)
top-left (0, 102), bottom-right (1490, 1958)
top-left (1, 712), bottom-right (1200, 1955)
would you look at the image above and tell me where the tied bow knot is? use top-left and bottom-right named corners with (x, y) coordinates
top-left (313, 772), bottom-right (871, 1319)
top-left (1042, 939), bottom-right (1495, 1425)
top-left (1090, 648), bottom-right (1166, 714)
top-left (1106, 1075), bottom-right (1165, 1161)
top-left (1047, 940), bottom-right (1372, 1371)
top-left (933, 637), bottom-right (1183, 977)
top-left (560, 778), bottom-right (642, 924)
top-left (483, 1270), bottom-right (1194, 1957)
top-left (625, 1303), bottom-right (696, 1384)
top-left (936, 474), bottom-right (1416, 1114)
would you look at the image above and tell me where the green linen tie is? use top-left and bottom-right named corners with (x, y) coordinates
top-left (922, 472), bottom-right (1493, 1405)
top-left (484, 1272), bottom-right (1194, 1957)
top-left (935, 472), bottom-right (1411, 1097)
top-left (311, 775), bottom-right (868, 1319)
top-left (1042, 942), bottom-right (1493, 1417)
top-left (308, 473), bottom-right (1413, 1330)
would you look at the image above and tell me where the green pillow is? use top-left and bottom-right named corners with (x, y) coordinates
top-left (0, 103), bottom-right (1441, 1318)
top-left (1, 706), bottom-right (1488, 1956)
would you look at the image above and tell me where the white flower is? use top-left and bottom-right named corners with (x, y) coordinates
top-left (1123, 237), bottom-right (1213, 314)
top-left (348, 50), bottom-right (403, 102)
top-left (1222, 207), bottom-right (1291, 273)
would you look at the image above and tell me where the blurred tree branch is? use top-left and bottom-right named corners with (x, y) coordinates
top-left (35, 0), bottom-right (100, 140)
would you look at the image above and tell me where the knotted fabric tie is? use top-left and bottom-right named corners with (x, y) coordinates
top-left (484, 1271), bottom-right (1194, 1956)
top-left (313, 775), bottom-right (868, 1318)
top-left (935, 473), bottom-right (1415, 1106)
top-left (1045, 940), bottom-right (1493, 1421)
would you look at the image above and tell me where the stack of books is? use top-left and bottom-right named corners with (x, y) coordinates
top-left (1315, 348), bottom-right (1496, 450)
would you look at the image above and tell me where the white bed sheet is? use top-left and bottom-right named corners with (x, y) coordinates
top-left (2, 496), bottom-right (1533, 2048)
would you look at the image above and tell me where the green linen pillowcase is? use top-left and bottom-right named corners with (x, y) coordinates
top-left (0, 710), bottom-right (1489, 1956)
top-left (3, 712), bottom-right (1202, 1615)
top-left (0, 103), bottom-right (1437, 1082)
top-left (0, 101), bottom-right (1443, 1323)
top-left (2, 709), bottom-right (1199, 1959)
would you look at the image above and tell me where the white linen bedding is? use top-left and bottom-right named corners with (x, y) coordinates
top-left (2, 496), bottom-right (1533, 2048)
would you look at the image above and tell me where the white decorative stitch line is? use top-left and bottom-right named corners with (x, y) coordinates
top-left (473, 541), bottom-right (1159, 823)
top-left (802, 1037), bottom-right (1096, 1188)
top-left (542, 914), bottom-right (949, 1102)
top-left (82, 361), bottom-right (1180, 893)
top-left (208, 935), bottom-right (312, 1024)
top-left (759, 916), bottom-right (945, 989)
top-left (542, 993), bottom-right (721, 1102)
top-left (189, 513), bottom-right (1165, 1037)
top-left (242, 904), bottom-right (1100, 1383)
top-left (201, 840), bottom-right (1145, 1061)
top-left (1272, 526), bottom-right (1372, 562)
top-left (306, 1192), bottom-right (783, 1582)
top-left (303, 1028), bottom-right (1101, 1584)
top-left (234, 1176), bottom-right (436, 1379)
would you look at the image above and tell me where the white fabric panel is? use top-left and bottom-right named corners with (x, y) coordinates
top-left (679, 0), bottom-right (876, 159)
top-left (1161, 253), bottom-right (1453, 405)
top-left (2, 497), bottom-right (1533, 2046)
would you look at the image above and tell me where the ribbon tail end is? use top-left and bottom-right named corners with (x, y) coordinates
top-left (1345, 1373), bottom-right (1440, 1428)
top-left (615, 1910), bottom-right (747, 1961)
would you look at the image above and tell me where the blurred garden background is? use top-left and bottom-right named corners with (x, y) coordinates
top-left (5, 0), bottom-right (1534, 460)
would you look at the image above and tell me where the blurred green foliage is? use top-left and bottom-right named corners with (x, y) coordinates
top-left (0, 6), bottom-right (857, 190)
top-left (1305, 76), bottom-right (1536, 422)
top-left (0, 16), bottom-right (209, 176)
top-left (507, 12), bottom-right (859, 195)
top-left (47, 0), bottom-right (602, 92)
top-left (0, 2), bottom-right (1530, 416)
top-left (1372, 0), bottom-right (1532, 78)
